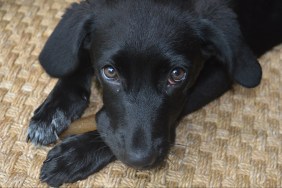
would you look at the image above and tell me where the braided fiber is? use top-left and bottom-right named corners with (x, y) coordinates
top-left (0, 0), bottom-right (281, 187)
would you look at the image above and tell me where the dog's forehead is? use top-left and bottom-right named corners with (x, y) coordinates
top-left (113, 48), bottom-right (171, 71)
top-left (92, 2), bottom-right (202, 68)
top-left (112, 49), bottom-right (171, 90)
top-left (92, 0), bottom-right (200, 48)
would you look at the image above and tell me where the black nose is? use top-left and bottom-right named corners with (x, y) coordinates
top-left (123, 150), bottom-right (158, 169)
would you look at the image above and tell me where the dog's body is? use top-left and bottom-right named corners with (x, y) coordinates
top-left (26, 0), bottom-right (282, 186)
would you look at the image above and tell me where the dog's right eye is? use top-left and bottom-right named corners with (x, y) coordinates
top-left (102, 65), bottom-right (119, 81)
top-left (167, 67), bottom-right (187, 86)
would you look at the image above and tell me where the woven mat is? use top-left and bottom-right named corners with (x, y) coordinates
top-left (0, 0), bottom-right (281, 187)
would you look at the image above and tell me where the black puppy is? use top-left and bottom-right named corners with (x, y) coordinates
top-left (27, 0), bottom-right (282, 186)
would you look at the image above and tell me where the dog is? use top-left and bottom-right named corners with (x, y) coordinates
top-left (27, 0), bottom-right (282, 186)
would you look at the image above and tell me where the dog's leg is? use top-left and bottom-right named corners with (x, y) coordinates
top-left (40, 131), bottom-right (115, 187)
top-left (182, 61), bottom-right (233, 115)
top-left (27, 62), bottom-right (94, 145)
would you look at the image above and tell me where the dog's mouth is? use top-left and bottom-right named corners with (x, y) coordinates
top-left (111, 138), bottom-right (171, 170)
top-left (123, 160), bottom-right (159, 170)
top-left (120, 151), bottom-right (168, 170)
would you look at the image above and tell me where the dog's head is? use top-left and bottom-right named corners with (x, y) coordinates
top-left (39, 0), bottom-right (261, 169)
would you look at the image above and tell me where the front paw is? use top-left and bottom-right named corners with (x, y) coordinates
top-left (27, 92), bottom-right (88, 145)
top-left (40, 131), bottom-right (115, 187)
top-left (27, 108), bottom-right (71, 145)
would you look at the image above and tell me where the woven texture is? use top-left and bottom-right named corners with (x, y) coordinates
top-left (0, 0), bottom-right (281, 187)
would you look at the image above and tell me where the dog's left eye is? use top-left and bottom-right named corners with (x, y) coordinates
top-left (102, 65), bottom-right (119, 81)
top-left (168, 67), bottom-right (187, 85)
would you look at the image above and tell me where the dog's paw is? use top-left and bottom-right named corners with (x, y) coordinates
top-left (27, 109), bottom-right (71, 145)
top-left (40, 131), bottom-right (115, 187)
top-left (27, 92), bottom-right (88, 145)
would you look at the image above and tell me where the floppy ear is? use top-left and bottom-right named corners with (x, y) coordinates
top-left (39, 2), bottom-right (95, 78)
top-left (199, 19), bottom-right (262, 88)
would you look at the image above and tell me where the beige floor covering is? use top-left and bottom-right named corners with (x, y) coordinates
top-left (0, 0), bottom-right (282, 187)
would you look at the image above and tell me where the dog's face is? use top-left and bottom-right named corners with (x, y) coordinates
top-left (91, 4), bottom-right (207, 168)
top-left (39, 0), bottom-right (262, 169)
top-left (94, 35), bottom-right (204, 169)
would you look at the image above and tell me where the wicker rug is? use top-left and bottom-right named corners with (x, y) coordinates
top-left (0, 0), bottom-right (281, 187)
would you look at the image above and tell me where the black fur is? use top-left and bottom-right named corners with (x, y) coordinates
top-left (27, 54), bottom-right (93, 145)
top-left (27, 0), bottom-right (282, 186)
top-left (40, 131), bottom-right (115, 187)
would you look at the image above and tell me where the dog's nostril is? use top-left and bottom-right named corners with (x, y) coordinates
top-left (124, 150), bottom-right (158, 169)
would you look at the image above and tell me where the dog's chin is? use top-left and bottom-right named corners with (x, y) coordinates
top-left (114, 144), bottom-right (170, 170)
top-left (116, 154), bottom-right (166, 170)
top-left (122, 158), bottom-right (164, 170)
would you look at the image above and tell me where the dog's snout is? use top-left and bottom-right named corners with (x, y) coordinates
top-left (127, 128), bottom-right (157, 168)
top-left (124, 150), bottom-right (158, 169)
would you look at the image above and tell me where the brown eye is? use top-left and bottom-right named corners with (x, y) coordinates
top-left (102, 65), bottom-right (119, 80)
top-left (168, 67), bottom-right (187, 85)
